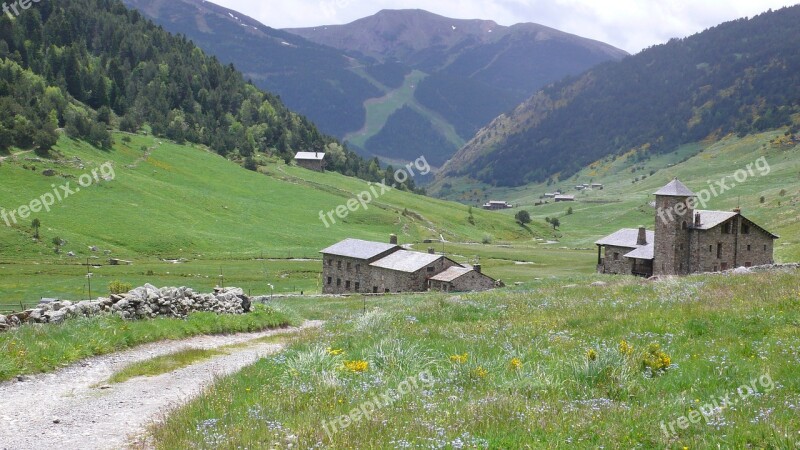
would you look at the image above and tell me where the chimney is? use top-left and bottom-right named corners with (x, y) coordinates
top-left (733, 207), bottom-right (741, 213)
top-left (389, 234), bottom-right (398, 245)
top-left (473, 264), bottom-right (482, 274)
top-left (694, 212), bottom-right (701, 227)
top-left (637, 226), bottom-right (647, 246)
top-left (428, 248), bottom-right (435, 254)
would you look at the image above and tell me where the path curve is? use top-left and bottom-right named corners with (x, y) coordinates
top-left (0, 320), bottom-right (323, 450)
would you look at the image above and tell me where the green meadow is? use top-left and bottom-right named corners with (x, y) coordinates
top-left (149, 269), bottom-right (800, 449)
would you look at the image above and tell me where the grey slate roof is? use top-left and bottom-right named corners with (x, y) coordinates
top-left (370, 250), bottom-right (442, 273)
top-left (320, 239), bottom-right (399, 260)
top-left (625, 243), bottom-right (654, 260)
top-left (294, 152), bottom-right (325, 161)
top-left (595, 228), bottom-right (654, 248)
top-left (692, 210), bottom-right (737, 230)
top-left (654, 178), bottom-right (695, 197)
top-left (429, 265), bottom-right (473, 282)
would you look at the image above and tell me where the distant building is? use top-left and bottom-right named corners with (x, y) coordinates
top-left (591, 183), bottom-right (604, 190)
top-left (294, 152), bottom-right (325, 172)
top-left (575, 185), bottom-right (586, 191)
top-left (320, 236), bottom-right (498, 294)
top-left (482, 201), bottom-right (513, 210)
top-left (544, 193), bottom-right (558, 198)
top-left (429, 264), bottom-right (498, 292)
top-left (554, 195), bottom-right (575, 202)
top-left (596, 179), bottom-right (778, 277)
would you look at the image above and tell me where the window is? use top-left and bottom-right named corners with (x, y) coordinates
top-left (327, 277), bottom-right (332, 285)
top-left (745, 262), bottom-right (752, 268)
top-left (345, 280), bottom-right (351, 290)
top-left (713, 265), bottom-right (718, 272)
top-left (427, 266), bottom-right (435, 273)
top-left (336, 278), bottom-right (341, 286)
top-left (747, 244), bottom-right (751, 251)
top-left (337, 260), bottom-right (342, 269)
top-left (717, 243), bottom-right (723, 259)
top-left (764, 244), bottom-right (767, 251)
top-left (356, 264), bottom-right (360, 273)
top-left (385, 289), bottom-right (390, 293)
top-left (742, 223), bottom-right (750, 234)
top-left (355, 282), bottom-right (360, 291)
top-left (721, 262), bottom-right (728, 271)
top-left (709, 245), bottom-right (713, 253)
top-left (373, 287), bottom-right (378, 293)
top-left (613, 252), bottom-right (620, 261)
top-left (327, 259), bottom-right (332, 266)
top-left (346, 262), bottom-right (351, 270)
top-left (722, 223), bottom-right (732, 234)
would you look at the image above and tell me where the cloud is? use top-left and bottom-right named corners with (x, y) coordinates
top-left (212, 0), bottom-right (796, 52)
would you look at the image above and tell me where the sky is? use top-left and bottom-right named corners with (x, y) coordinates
top-left (211, 0), bottom-right (797, 53)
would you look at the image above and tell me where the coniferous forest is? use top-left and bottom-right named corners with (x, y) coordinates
top-left (0, 0), bottom-right (405, 186)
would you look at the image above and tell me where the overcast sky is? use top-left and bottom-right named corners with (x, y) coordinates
top-left (211, 0), bottom-right (796, 53)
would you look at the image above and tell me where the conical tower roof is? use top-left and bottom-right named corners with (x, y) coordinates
top-left (654, 178), bottom-right (695, 197)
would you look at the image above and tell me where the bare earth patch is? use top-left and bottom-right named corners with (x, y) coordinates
top-left (0, 320), bottom-right (323, 450)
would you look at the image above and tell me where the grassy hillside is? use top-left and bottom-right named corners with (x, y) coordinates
top-left (434, 129), bottom-right (800, 264)
top-left (0, 133), bottom-right (540, 303)
top-left (150, 269), bottom-right (800, 448)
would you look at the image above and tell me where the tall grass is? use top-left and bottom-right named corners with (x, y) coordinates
top-left (0, 304), bottom-right (292, 381)
top-left (150, 270), bottom-right (800, 449)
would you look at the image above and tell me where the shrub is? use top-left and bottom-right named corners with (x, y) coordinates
top-left (641, 343), bottom-right (671, 376)
top-left (108, 280), bottom-right (133, 295)
top-left (482, 234), bottom-right (493, 244)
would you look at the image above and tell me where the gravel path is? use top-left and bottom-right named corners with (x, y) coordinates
top-left (0, 320), bottom-right (323, 450)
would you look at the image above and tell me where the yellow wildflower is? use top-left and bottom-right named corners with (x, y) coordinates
top-left (472, 366), bottom-right (489, 379)
top-left (326, 347), bottom-right (344, 356)
top-left (509, 357), bottom-right (522, 371)
top-left (618, 340), bottom-right (634, 356)
top-left (343, 360), bottom-right (369, 373)
top-left (587, 348), bottom-right (598, 361)
top-left (450, 353), bottom-right (469, 364)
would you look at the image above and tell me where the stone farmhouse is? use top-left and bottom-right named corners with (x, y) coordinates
top-left (320, 236), bottom-right (498, 294)
top-left (596, 179), bottom-right (778, 277)
top-left (482, 201), bottom-right (513, 210)
top-left (294, 151), bottom-right (325, 172)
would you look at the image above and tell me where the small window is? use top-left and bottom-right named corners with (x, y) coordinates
top-left (327, 259), bottom-right (332, 266)
top-left (355, 282), bottom-right (360, 291)
top-left (717, 243), bottom-right (723, 259)
top-left (747, 244), bottom-right (751, 251)
top-left (742, 223), bottom-right (750, 234)
top-left (356, 264), bottom-right (360, 272)
top-left (613, 252), bottom-right (620, 261)
top-left (337, 260), bottom-right (342, 269)
top-left (427, 266), bottom-right (435, 273)
top-left (709, 245), bottom-right (713, 253)
top-left (336, 278), bottom-right (341, 286)
top-left (346, 262), bottom-right (351, 270)
top-left (722, 223), bottom-right (731, 234)
top-left (764, 244), bottom-right (767, 251)
top-left (327, 277), bottom-right (332, 285)
top-left (345, 280), bottom-right (351, 290)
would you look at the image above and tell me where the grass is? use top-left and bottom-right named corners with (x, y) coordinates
top-left (0, 132), bottom-right (538, 302)
top-left (148, 269), bottom-right (800, 448)
top-left (0, 304), bottom-right (292, 382)
top-left (108, 348), bottom-right (224, 383)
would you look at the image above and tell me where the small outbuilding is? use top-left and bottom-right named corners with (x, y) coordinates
top-left (294, 152), bottom-right (326, 172)
top-left (428, 264), bottom-right (497, 292)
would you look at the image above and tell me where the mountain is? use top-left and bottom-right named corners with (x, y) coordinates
top-left (0, 0), bottom-right (398, 184)
top-left (121, 0), bottom-right (381, 138)
top-left (437, 6), bottom-right (800, 187)
top-left (122, 3), bottom-right (626, 166)
top-left (286, 9), bottom-right (627, 95)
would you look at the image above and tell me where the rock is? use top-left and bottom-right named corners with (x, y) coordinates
top-left (42, 169), bottom-right (56, 176)
top-left (53, 418), bottom-right (61, 424)
top-left (45, 310), bottom-right (68, 324)
top-left (733, 266), bottom-right (752, 274)
top-left (590, 281), bottom-right (608, 287)
top-left (0, 314), bottom-right (6, 325)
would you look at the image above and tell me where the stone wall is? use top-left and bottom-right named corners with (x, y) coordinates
top-left (600, 245), bottom-right (635, 275)
top-left (322, 256), bottom-right (370, 294)
top-left (0, 285), bottom-right (251, 333)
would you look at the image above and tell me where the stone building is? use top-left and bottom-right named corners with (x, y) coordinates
top-left (596, 179), bottom-right (778, 277)
top-left (482, 201), bottom-right (513, 210)
top-left (320, 236), bottom-right (498, 294)
top-left (429, 264), bottom-right (498, 292)
top-left (294, 152), bottom-right (326, 172)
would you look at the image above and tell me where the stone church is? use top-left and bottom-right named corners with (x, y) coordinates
top-left (596, 179), bottom-right (778, 277)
